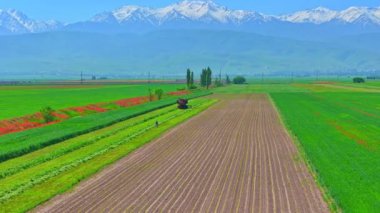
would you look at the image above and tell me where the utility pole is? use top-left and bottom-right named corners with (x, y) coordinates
top-left (80, 72), bottom-right (83, 84)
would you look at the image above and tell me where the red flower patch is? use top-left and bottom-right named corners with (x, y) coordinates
top-left (52, 112), bottom-right (69, 120)
top-left (86, 105), bottom-right (108, 113)
top-left (168, 90), bottom-right (190, 96)
top-left (115, 97), bottom-right (150, 107)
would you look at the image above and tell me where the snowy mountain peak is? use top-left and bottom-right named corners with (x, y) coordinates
top-left (0, 8), bottom-right (61, 33)
top-left (280, 7), bottom-right (338, 24)
top-left (169, 0), bottom-right (230, 21)
top-left (113, 5), bottom-right (153, 21)
top-left (281, 6), bottom-right (380, 25)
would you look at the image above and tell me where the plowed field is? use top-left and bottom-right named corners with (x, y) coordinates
top-left (36, 94), bottom-right (328, 213)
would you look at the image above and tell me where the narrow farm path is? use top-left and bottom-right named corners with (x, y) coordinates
top-left (34, 94), bottom-right (329, 213)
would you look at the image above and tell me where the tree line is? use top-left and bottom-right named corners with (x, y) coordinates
top-left (186, 67), bottom-right (246, 89)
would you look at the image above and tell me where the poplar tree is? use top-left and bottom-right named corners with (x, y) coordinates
top-left (190, 71), bottom-right (194, 86)
top-left (200, 69), bottom-right (206, 87)
top-left (186, 68), bottom-right (191, 88)
top-left (206, 67), bottom-right (212, 89)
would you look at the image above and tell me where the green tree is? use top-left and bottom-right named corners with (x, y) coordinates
top-left (200, 67), bottom-right (213, 89)
top-left (200, 69), bottom-right (206, 87)
top-left (353, 77), bottom-right (365, 83)
top-left (206, 67), bottom-right (212, 89)
top-left (190, 71), bottom-right (194, 86)
top-left (40, 107), bottom-right (55, 123)
top-left (155, 89), bottom-right (164, 100)
top-left (233, 76), bottom-right (246, 84)
top-left (186, 68), bottom-right (191, 88)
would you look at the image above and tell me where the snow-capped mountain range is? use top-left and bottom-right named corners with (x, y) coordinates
top-left (0, 9), bottom-right (62, 33)
top-left (1, 0), bottom-right (380, 34)
top-left (91, 0), bottom-right (272, 25)
top-left (92, 1), bottom-right (380, 26)
top-left (280, 6), bottom-right (380, 24)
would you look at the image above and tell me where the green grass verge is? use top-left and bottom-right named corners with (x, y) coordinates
top-left (0, 98), bottom-right (217, 213)
top-left (0, 91), bottom-right (212, 162)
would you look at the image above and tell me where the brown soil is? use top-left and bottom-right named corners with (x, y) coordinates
top-left (34, 94), bottom-right (329, 213)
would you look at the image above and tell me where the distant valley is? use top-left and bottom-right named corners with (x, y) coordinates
top-left (0, 0), bottom-right (379, 78)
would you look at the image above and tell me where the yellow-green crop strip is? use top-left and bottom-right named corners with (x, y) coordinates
top-left (0, 98), bottom-right (217, 213)
top-left (0, 104), bottom-right (179, 179)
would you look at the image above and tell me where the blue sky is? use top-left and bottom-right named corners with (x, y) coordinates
top-left (0, 0), bottom-right (378, 22)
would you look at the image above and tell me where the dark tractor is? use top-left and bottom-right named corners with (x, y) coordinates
top-left (177, 99), bottom-right (189, 109)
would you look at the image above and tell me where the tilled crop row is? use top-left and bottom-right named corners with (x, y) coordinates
top-left (36, 94), bottom-right (329, 213)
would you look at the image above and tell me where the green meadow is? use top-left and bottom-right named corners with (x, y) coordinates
top-left (0, 84), bottom-right (184, 120)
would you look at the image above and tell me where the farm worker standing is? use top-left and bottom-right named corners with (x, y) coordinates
top-left (155, 121), bottom-right (159, 128)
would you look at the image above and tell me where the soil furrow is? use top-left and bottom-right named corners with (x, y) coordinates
top-left (35, 95), bottom-right (329, 213)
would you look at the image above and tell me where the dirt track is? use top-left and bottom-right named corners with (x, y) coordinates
top-left (35, 94), bottom-right (328, 213)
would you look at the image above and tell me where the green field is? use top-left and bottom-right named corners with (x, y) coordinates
top-left (0, 91), bottom-right (211, 162)
top-left (0, 97), bottom-right (216, 213)
top-left (0, 80), bottom-right (379, 212)
top-left (213, 82), bottom-right (380, 212)
top-left (0, 84), bottom-right (184, 120)
top-left (272, 92), bottom-right (380, 212)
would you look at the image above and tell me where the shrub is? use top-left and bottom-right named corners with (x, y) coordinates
top-left (155, 89), bottom-right (164, 100)
top-left (148, 89), bottom-right (154, 102)
top-left (40, 107), bottom-right (55, 123)
top-left (233, 76), bottom-right (246, 84)
top-left (353, 77), bottom-right (365, 83)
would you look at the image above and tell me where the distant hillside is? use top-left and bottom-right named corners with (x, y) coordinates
top-left (0, 30), bottom-right (379, 79)
top-left (330, 33), bottom-right (380, 53)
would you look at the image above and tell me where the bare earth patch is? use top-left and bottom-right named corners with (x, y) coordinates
top-left (34, 94), bottom-right (329, 213)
